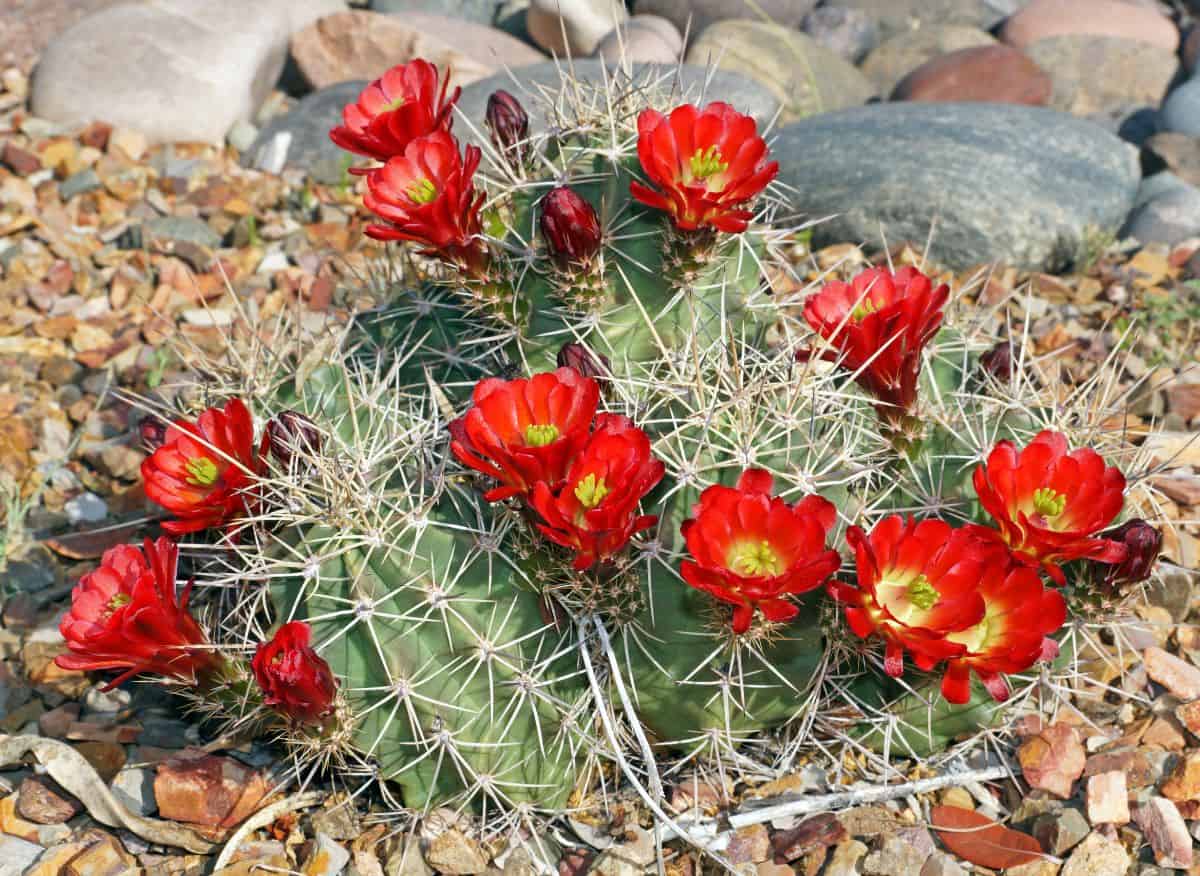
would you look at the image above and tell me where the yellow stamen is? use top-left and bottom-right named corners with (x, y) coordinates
top-left (1032, 487), bottom-right (1066, 519)
top-left (383, 95), bottom-right (406, 112)
top-left (408, 177), bottom-right (437, 204)
top-left (574, 473), bottom-right (609, 509)
top-left (907, 574), bottom-right (939, 611)
top-left (185, 456), bottom-right (219, 487)
top-left (727, 540), bottom-right (782, 577)
top-left (524, 424), bottom-right (560, 447)
top-left (851, 298), bottom-right (880, 321)
top-left (105, 593), bottom-right (131, 616)
top-left (689, 145), bottom-right (728, 182)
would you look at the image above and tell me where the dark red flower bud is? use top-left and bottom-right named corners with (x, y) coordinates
top-left (540, 186), bottom-right (602, 268)
top-left (1095, 518), bottom-right (1161, 592)
top-left (139, 418), bottom-right (168, 452)
top-left (980, 340), bottom-right (1018, 382)
top-left (251, 622), bottom-right (338, 726)
top-left (486, 90), bottom-right (529, 163)
top-left (557, 343), bottom-right (611, 385)
top-left (266, 410), bottom-right (323, 466)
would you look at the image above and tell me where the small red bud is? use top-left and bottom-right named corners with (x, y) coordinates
top-left (1094, 518), bottom-right (1162, 593)
top-left (267, 410), bottom-right (322, 466)
top-left (139, 418), bottom-right (168, 452)
top-left (486, 90), bottom-right (529, 163)
top-left (251, 622), bottom-right (338, 726)
top-left (540, 186), bottom-right (602, 268)
top-left (557, 343), bottom-right (611, 385)
top-left (980, 340), bottom-right (1018, 382)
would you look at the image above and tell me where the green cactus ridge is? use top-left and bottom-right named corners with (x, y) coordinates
top-left (193, 68), bottom-right (1159, 819)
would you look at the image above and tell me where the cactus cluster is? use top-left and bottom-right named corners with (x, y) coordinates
top-left (61, 61), bottom-right (1172, 853)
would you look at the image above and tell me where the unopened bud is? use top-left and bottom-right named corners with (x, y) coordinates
top-left (139, 418), bottom-right (168, 452)
top-left (267, 410), bottom-right (323, 466)
top-left (486, 90), bottom-right (529, 163)
top-left (540, 186), bottom-right (602, 268)
top-left (980, 340), bottom-right (1018, 382)
top-left (557, 343), bottom-right (611, 386)
top-left (1094, 518), bottom-right (1162, 593)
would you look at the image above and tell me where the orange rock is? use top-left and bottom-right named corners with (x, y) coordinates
top-left (154, 751), bottom-right (270, 829)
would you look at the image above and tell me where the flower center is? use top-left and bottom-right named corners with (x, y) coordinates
top-left (185, 456), bottom-right (219, 487)
top-left (1032, 487), bottom-right (1066, 519)
top-left (689, 146), bottom-right (728, 183)
top-left (851, 298), bottom-right (880, 321)
top-left (104, 592), bottom-right (131, 618)
top-left (727, 540), bottom-right (782, 577)
top-left (383, 95), bottom-right (406, 113)
top-left (573, 473), bottom-right (609, 509)
top-left (408, 177), bottom-right (438, 204)
top-left (906, 574), bottom-right (939, 610)
top-left (524, 424), bottom-right (560, 447)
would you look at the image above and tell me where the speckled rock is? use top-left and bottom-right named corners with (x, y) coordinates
top-left (860, 26), bottom-right (996, 96)
top-left (773, 102), bottom-right (1140, 271)
top-left (821, 0), bottom-right (1005, 43)
top-left (801, 6), bottom-right (878, 63)
top-left (686, 20), bottom-right (875, 121)
top-left (1025, 35), bottom-right (1178, 117)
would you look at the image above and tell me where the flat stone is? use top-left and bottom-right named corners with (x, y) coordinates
top-left (72, 741), bottom-right (126, 782)
top-left (59, 168), bottom-right (101, 200)
top-left (290, 10), bottom-right (542, 91)
top-left (686, 20), bottom-right (875, 122)
top-left (16, 777), bottom-right (80, 825)
top-left (632, 0), bottom-right (816, 37)
top-left (1025, 35), bottom-right (1178, 117)
top-left (111, 766), bottom-right (157, 816)
top-left (0, 835), bottom-right (44, 876)
top-left (1144, 646), bottom-right (1200, 699)
top-left (861, 835), bottom-right (929, 876)
top-left (425, 830), bottom-right (489, 875)
top-left (1001, 0), bottom-right (1180, 52)
top-left (154, 752), bottom-right (268, 829)
top-left (861, 26), bottom-right (997, 97)
top-left (1134, 797), bottom-right (1193, 868)
top-left (774, 102), bottom-right (1139, 271)
top-left (29, 0), bottom-right (346, 144)
top-left (1032, 807), bottom-right (1090, 855)
top-left (1059, 831), bottom-right (1130, 876)
top-left (143, 216), bottom-right (221, 249)
top-left (892, 44), bottom-right (1052, 105)
top-left (822, 0), bottom-right (1005, 43)
top-left (919, 852), bottom-right (966, 876)
top-left (1085, 771), bottom-right (1129, 826)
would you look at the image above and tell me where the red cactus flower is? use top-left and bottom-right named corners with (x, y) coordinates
top-left (540, 186), bottom-right (602, 268)
top-left (630, 101), bottom-right (778, 233)
top-left (970, 430), bottom-right (1127, 584)
top-left (329, 60), bottom-right (459, 170)
top-left (450, 368), bottom-right (600, 502)
top-left (679, 469), bottom-right (841, 634)
top-left (828, 516), bottom-right (992, 678)
top-left (940, 560), bottom-right (1066, 704)
top-left (362, 131), bottom-right (486, 268)
top-left (530, 414), bottom-right (665, 569)
top-left (797, 266), bottom-right (949, 423)
top-left (141, 398), bottom-right (264, 535)
top-left (251, 622), bottom-right (338, 726)
top-left (56, 537), bottom-right (217, 688)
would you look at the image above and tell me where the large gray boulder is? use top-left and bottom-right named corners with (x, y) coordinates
top-left (243, 81), bottom-right (367, 183)
top-left (30, 0), bottom-right (345, 143)
top-left (774, 102), bottom-right (1140, 271)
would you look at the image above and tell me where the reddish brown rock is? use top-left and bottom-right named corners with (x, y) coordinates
top-left (772, 813), bottom-right (846, 861)
top-left (154, 752), bottom-right (269, 829)
top-left (1085, 771), bottom-right (1129, 826)
top-left (72, 741), bottom-right (126, 782)
top-left (1, 141), bottom-right (41, 176)
top-left (891, 45), bottom-right (1052, 106)
top-left (1018, 724), bottom-right (1086, 799)
top-left (1142, 715), bottom-right (1187, 752)
top-left (290, 10), bottom-right (543, 91)
top-left (1001, 0), bottom-right (1179, 52)
top-left (1161, 751), bottom-right (1200, 803)
top-left (726, 824), bottom-right (770, 867)
top-left (16, 777), bottom-right (81, 825)
top-left (1134, 797), bottom-right (1193, 868)
top-left (1176, 699), bottom-right (1200, 736)
top-left (1144, 646), bottom-right (1200, 699)
top-left (1084, 748), bottom-right (1155, 789)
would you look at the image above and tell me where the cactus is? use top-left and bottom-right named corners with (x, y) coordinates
top-left (138, 63), bottom-right (1168, 836)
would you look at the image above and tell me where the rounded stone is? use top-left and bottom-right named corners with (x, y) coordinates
top-left (454, 60), bottom-right (780, 148)
top-left (1001, 0), bottom-right (1180, 52)
top-left (632, 0), bottom-right (817, 39)
top-left (29, 0), bottom-right (345, 144)
top-left (1160, 77), bottom-right (1200, 136)
top-left (1025, 35), bottom-right (1178, 117)
top-left (860, 26), bottom-right (996, 97)
top-left (527, 0), bottom-right (627, 56)
top-left (1121, 173), bottom-right (1200, 247)
top-left (367, 0), bottom-right (496, 25)
top-left (594, 15), bottom-right (683, 64)
top-left (891, 44), bottom-right (1053, 105)
top-left (773, 102), bottom-right (1140, 271)
top-left (1184, 26), bottom-right (1200, 74)
top-left (685, 20), bottom-right (875, 122)
top-left (821, 0), bottom-right (1005, 44)
top-left (290, 10), bottom-right (544, 91)
top-left (801, 7), bottom-right (878, 63)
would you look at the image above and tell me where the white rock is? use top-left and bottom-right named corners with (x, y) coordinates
top-left (528, 0), bottom-right (628, 55)
top-left (0, 835), bottom-right (43, 876)
top-left (65, 492), bottom-right (107, 524)
top-left (594, 15), bottom-right (682, 63)
top-left (30, 0), bottom-right (346, 144)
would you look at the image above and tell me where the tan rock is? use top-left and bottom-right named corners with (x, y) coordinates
top-left (1085, 771), bottom-right (1129, 826)
top-left (1161, 751), bottom-right (1200, 803)
top-left (425, 830), bottom-right (489, 875)
top-left (1018, 724), bottom-right (1086, 799)
top-left (1144, 646), bottom-right (1200, 699)
top-left (1001, 0), bottom-right (1179, 52)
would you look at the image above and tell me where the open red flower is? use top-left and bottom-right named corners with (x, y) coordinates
top-left (798, 266), bottom-right (949, 422)
top-left (940, 560), bottom-right (1066, 704)
top-left (680, 469), bottom-right (841, 634)
top-left (828, 517), bottom-right (991, 678)
top-left (450, 367), bottom-right (600, 502)
top-left (630, 102), bottom-right (778, 233)
top-left (530, 414), bottom-right (664, 569)
top-left (329, 60), bottom-right (459, 169)
top-left (363, 131), bottom-right (486, 266)
top-left (141, 398), bottom-right (264, 535)
top-left (251, 621), bottom-right (338, 726)
top-left (970, 430), bottom-right (1127, 584)
top-left (56, 537), bottom-right (216, 688)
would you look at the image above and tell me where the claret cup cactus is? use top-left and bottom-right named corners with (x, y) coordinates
top-left (59, 60), bottom-right (1170, 851)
